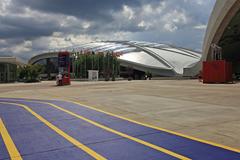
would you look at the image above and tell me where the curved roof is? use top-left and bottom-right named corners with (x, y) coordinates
top-left (29, 41), bottom-right (201, 76)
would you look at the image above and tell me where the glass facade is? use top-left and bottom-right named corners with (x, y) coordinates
top-left (0, 63), bottom-right (17, 83)
top-left (34, 58), bottom-right (58, 74)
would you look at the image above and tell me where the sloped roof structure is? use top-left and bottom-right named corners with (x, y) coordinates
top-left (29, 41), bottom-right (201, 76)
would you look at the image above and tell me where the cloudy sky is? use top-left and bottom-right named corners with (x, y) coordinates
top-left (0, 0), bottom-right (216, 61)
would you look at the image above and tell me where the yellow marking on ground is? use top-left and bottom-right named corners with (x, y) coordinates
top-left (69, 100), bottom-right (240, 153)
top-left (38, 101), bottom-right (191, 160)
top-left (3, 98), bottom-right (240, 154)
top-left (0, 118), bottom-right (22, 160)
top-left (0, 102), bottom-right (107, 160)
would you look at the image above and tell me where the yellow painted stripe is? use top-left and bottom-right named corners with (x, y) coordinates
top-left (69, 100), bottom-right (240, 153)
top-left (38, 101), bottom-right (191, 160)
top-left (0, 102), bottom-right (106, 160)
top-left (0, 118), bottom-right (22, 160)
top-left (1, 98), bottom-right (240, 153)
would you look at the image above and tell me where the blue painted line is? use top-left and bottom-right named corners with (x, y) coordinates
top-left (0, 103), bottom-right (95, 160)
top-left (23, 147), bottom-right (95, 160)
top-left (0, 134), bottom-right (10, 160)
top-left (139, 132), bottom-right (239, 160)
top-left (0, 98), bottom-right (239, 160)
top-left (88, 138), bottom-right (177, 160)
top-left (0, 104), bottom-right (40, 128)
top-left (48, 100), bottom-right (240, 160)
top-left (4, 100), bottom-right (179, 160)
top-left (52, 119), bottom-right (177, 160)
top-left (50, 100), bottom-right (158, 136)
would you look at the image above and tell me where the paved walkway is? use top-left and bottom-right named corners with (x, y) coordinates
top-left (0, 98), bottom-right (239, 160)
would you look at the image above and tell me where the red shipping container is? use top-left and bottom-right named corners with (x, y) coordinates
top-left (202, 60), bottom-right (232, 83)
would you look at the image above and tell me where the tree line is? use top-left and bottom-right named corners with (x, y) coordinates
top-left (17, 64), bottom-right (44, 83)
top-left (72, 51), bottom-right (121, 81)
top-left (16, 51), bottom-right (122, 82)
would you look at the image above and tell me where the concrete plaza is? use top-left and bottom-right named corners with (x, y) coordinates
top-left (0, 80), bottom-right (239, 149)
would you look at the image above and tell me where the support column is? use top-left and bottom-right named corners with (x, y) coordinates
top-left (6, 63), bottom-right (10, 83)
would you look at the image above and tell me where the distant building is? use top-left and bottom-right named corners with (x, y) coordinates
top-left (29, 41), bottom-right (201, 79)
top-left (0, 56), bottom-right (23, 83)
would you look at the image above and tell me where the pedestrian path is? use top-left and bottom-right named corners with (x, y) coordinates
top-left (0, 98), bottom-right (239, 160)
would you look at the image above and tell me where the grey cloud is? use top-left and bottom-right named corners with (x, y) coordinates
top-left (0, 15), bottom-right (59, 39)
top-left (12, 0), bottom-right (144, 21)
top-left (0, 0), bottom-right (216, 61)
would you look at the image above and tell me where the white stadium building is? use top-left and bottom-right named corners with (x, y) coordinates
top-left (29, 41), bottom-right (201, 79)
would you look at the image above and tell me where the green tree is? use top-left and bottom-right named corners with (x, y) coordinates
top-left (72, 51), bottom-right (120, 80)
top-left (17, 64), bottom-right (43, 83)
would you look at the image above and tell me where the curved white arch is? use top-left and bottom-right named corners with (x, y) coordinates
top-left (184, 0), bottom-right (240, 76)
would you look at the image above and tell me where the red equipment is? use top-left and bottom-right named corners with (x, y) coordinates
top-left (202, 43), bottom-right (233, 84)
top-left (202, 60), bottom-right (232, 83)
top-left (57, 52), bottom-right (71, 86)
